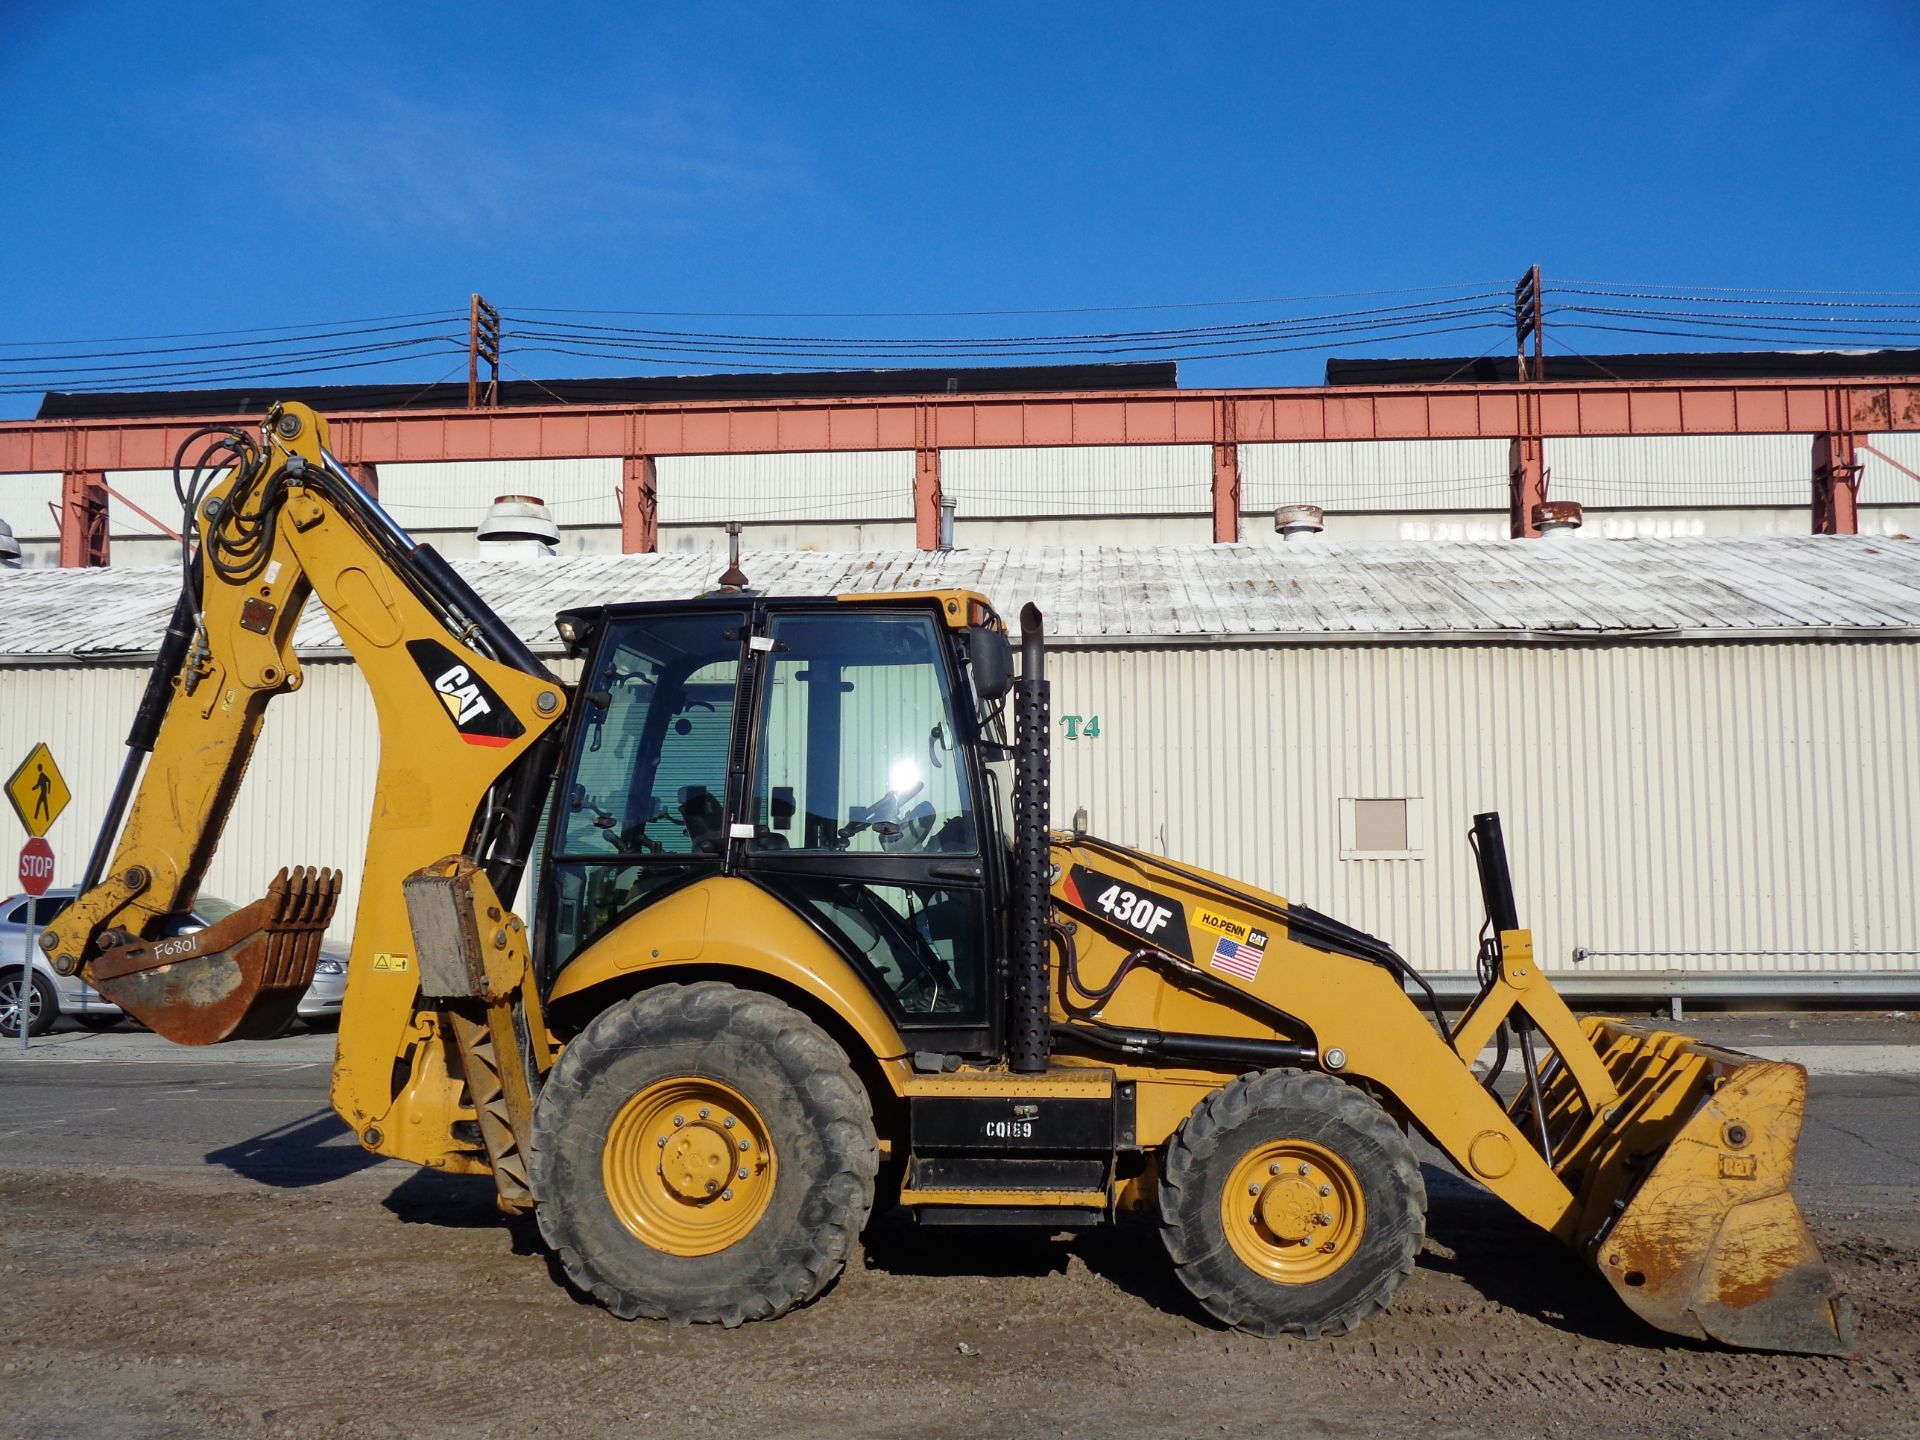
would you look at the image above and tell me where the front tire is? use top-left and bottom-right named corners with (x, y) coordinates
top-left (529, 981), bottom-right (878, 1327)
top-left (0, 970), bottom-right (57, 1038)
top-left (1160, 1069), bottom-right (1426, 1338)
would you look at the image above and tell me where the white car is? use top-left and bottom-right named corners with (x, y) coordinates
top-left (0, 888), bottom-right (347, 1038)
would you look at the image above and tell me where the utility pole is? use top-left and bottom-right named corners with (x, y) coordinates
top-left (1509, 265), bottom-right (1549, 536)
top-left (467, 295), bottom-right (502, 409)
top-left (1514, 265), bottom-right (1544, 382)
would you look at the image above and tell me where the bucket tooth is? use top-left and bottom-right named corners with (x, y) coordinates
top-left (86, 866), bottom-right (342, 1044)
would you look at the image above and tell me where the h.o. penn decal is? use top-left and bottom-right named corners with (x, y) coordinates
top-left (405, 639), bottom-right (525, 748)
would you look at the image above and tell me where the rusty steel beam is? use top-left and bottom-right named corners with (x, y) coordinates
top-left (1508, 437), bottom-right (1548, 539)
top-left (913, 447), bottom-right (943, 551)
top-left (621, 456), bottom-right (658, 554)
top-left (58, 468), bottom-right (109, 567)
top-left (9, 380), bottom-right (1918, 475)
top-left (9, 379), bottom-right (1920, 563)
top-left (1811, 432), bottom-right (1862, 536)
top-left (1211, 442), bottom-right (1240, 543)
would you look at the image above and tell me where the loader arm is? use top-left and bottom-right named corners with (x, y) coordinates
top-left (1047, 829), bottom-right (1855, 1356)
top-left (40, 402), bottom-right (569, 1175)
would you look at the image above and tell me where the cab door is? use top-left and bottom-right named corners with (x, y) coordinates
top-left (737, 606), bottom-right (1002, 1057)
top-left (542, 608), bottom-right (746, 977)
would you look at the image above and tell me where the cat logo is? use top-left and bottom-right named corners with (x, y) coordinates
top-left (434, 663), bottom-right (492, 725)
top-left (405, 639), bottom-right (525, 748)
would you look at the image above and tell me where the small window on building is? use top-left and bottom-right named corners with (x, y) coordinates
top-left (1340, 797), bottom-right (1423, 860)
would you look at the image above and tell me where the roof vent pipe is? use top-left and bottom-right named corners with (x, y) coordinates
top-left (0, 518), bottom-right (20, 568)
top-left (475, 494), bottom-right (559, 558)
top-left (938, 499), bottom-right (957, 552)
top-left (1275, 503), bottom-right (1326, 541)
top-left (1533, 500), bottom-right (1584, 538)
top-left (715, 520), bottom-right (750, 591)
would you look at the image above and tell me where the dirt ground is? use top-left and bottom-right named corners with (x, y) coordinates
top-left (3, 1151), bottom-right (1916, 1440)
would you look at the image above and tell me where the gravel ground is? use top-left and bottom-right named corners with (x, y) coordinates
top-left (1, 1022), bottom-right (1916, 1440)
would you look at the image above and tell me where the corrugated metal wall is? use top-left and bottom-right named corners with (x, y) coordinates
top-left (1045, 640), bottom-right (1920, 976)
top-left (5, 637), bottom-right (1914, 977)
top-left (659, 451), bottom-right (913, 524)
top-left (0, 661), bottom-right (381, 944)
top-left (943, 445), bottom-right (1209, 517)
top-left (1242, 440), bottom-right (1510, 514)
top-left (376, 458), bottom-right (622, 531)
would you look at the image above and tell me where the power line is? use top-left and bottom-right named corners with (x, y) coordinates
top-left (0, 309), bottom-right (465, 350)
top-left (0, 334), bottom-right (467, 382)
top-left (0, 315), bottom-right (467, 366)
top-left (500, 294), bottom-right (1510, 349)
top-left (512, 319), bottom-right (1512, 370)
top-left (0, 344), bottom-right (470, 397)
top-left (1554, 279), bottom-right (1920, 300)
top-left (504, 281), bottom-right (1507, 320)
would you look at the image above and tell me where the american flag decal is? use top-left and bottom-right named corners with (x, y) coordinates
top-left (1211, 934), bottom-right (1264, 982)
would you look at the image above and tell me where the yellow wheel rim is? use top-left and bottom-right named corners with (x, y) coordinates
top-left (1222, 1138), bottom-right (1366, 1284)
top-left (602, 1077), bottom-right (777, 1257)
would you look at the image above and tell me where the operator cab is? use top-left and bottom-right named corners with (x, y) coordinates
top-left (543, 592), bottom-right (1016, 1057)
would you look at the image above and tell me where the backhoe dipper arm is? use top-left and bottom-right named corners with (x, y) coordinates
top-left (41, 404), bottom-right (568, 1151)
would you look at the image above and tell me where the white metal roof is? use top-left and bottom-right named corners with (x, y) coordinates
top-left (2, 535), bottom-right (1919, 662)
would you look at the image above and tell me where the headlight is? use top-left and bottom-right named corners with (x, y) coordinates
top-left (314, 958), bottom-right (346, 975)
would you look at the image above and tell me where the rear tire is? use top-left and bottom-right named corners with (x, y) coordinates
top-left (529, 981), bottom-right (877, 1326)
top-left (1160, 1069), bottom-right (1426, 1338)
top-left (0, 970), bottom-right (57, 1038)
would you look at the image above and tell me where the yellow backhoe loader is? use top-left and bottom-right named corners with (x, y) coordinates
top-left (41, 402), bottom-right (1853, 1353)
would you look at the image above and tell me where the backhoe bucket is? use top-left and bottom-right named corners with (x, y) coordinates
top-left (1549, 1018), bottom-right (1855, 1356)
top-left (86, 867), bottom-right (341, 1044)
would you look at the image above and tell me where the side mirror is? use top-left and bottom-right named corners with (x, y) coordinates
top-left (968, 625), bottom-right (1014, 702)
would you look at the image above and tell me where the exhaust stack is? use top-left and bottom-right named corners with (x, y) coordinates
top-left (1009, 603), bottom-right (1052, 1074)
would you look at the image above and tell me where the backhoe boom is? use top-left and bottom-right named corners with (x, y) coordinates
top-left (41, 402), bottom-right (567, 1176)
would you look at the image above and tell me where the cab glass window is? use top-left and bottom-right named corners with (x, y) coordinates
top-left (748, 611), bottom-right (976, 856)
top-left (760, 875), bottom-right (985, 1021)
top-left (559, 613), bottom-right (742, 859)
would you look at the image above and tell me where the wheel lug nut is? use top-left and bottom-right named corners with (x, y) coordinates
top-left (705, 1180), bottom-right (717, 1194)
top-left (699, 1107), bottom-right (711, 1120)
top-left (1248, 1183), bottom-right (1261, 1196)
top-left (721, 1188), bottom-right (734, 1201)
top-left (738, 1166), bottom-right (749, 1179)
top-left (738, 1139), bottom-right (750, 1151)
top-left (723, 1117), bottom-right (735, 1129)
top-left (656, 1136), bottom-right (667, 1148)
top-left (673, 1114), bottom-right (685, 1127)
top-left (1319, 1184), bottom-right (1331, 1197)
top-left (1315, 1212), bottom-right (1333, 1226)
top-left (1268, 1163), bottom-right (1280, 1176)
top-left (1297, 1163), bottom-right (1310, 1176)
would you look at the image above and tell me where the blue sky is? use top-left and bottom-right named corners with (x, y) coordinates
top-left (3, 1), bottom-right (1917, 417)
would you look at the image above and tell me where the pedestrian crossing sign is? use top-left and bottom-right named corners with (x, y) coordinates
top-left (6, 742), bottom-right (70, 840)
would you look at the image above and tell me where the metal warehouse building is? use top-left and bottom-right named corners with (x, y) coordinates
top-left (2, 534), bottom-right (1917, 1001)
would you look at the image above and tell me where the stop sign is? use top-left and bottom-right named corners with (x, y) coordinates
top-left (18, 838), bottom-right (53, 897)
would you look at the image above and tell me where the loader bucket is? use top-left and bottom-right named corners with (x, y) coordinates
top-left (86, 867), bottom-right (341, 1044)
top-left (1553, 1018), bottom-right (1856, 1357)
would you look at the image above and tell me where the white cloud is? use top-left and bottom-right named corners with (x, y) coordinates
top-left (195, 81), bottom-right (805, 241)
